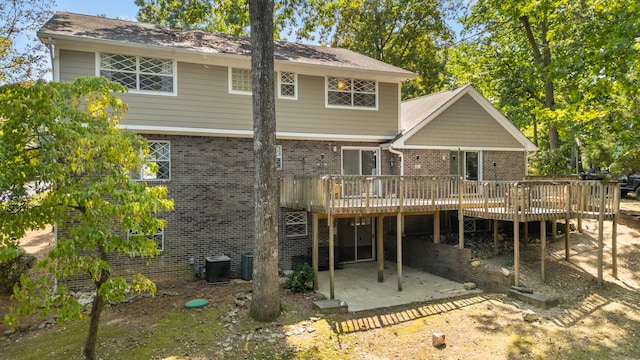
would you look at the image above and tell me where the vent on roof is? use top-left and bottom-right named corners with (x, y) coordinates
top-left (194, 31), bottom-right (204, 47)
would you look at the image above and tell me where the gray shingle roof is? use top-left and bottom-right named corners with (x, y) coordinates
top-left (39, 12), bottom-right (416, 78)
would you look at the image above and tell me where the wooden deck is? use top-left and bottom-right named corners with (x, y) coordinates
top-left (281, 175), bottom-right (620, 298)
top-left (280, 175), bottom-right (620, 222)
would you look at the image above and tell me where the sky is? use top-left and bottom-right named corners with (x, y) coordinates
top-left (55, 0), bottom-right (139, 21)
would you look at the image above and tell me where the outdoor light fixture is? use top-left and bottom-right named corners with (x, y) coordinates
top-left (337, 79), bottom-right (349, 90)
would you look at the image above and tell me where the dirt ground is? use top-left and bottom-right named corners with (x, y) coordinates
top-left (1, 200), bottom-right (640, 359)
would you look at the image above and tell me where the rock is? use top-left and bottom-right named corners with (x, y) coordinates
top-left (463, 282), bottom-right (476, 290)
top-left (307, 327), bottom-right (316, 333)
top-left (471, 260), bottom-right (481, 267)
top-left (432, 333), bottom-right (446, 347)
top-left (523, 309), bottom-right (538, 322)
top-left (501, 267), bottom-right (511, 276)
top-left (235, 299), bottom-right (246, 307)
top-left (283, 270), bottom-right (294, 276)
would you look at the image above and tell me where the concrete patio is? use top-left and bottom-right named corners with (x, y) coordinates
top-left (315, 261), bottom-right (483, 312)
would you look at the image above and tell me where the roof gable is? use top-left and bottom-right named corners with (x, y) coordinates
top-left (39, 12), bottom-right (416, 80)
top-left (394, 84), bottom-right (537, 151)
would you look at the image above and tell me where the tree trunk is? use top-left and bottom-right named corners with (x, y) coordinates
top-left (249, 0), bottom-right (280, 322)
top-left (520, 15), bottom-right (560, 150)
top-left (83, 265), bottom-right (109, 360)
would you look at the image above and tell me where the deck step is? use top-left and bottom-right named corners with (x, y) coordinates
top-left (508, 289), bottom-right (559, 309)
top-left (313, 299), bottom-right (349, 313)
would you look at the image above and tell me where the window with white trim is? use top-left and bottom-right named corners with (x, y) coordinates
top-left (285, 211), bottom-right (308, 238)
top-left (128, 228), bottom-right (164, 252)
top-left (327, 77), bottom-right (377, 108)
top-left (278, 72), bottom-right (297, 99)
top-left (276, 145), bottom-right (283, 170)
top-left (229, 67), bottom-right (252, 94)
top-left (132, 141), bottom-right (171, 181)
top-left (99, 53), bottom-right (174, 93)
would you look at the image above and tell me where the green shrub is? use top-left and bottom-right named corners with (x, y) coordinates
top-left (284, 263), bottom-right (314, 293)
top-left (0, 249), bottom-right (37, 293)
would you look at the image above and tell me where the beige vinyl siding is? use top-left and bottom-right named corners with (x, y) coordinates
top-left (405, 94), bottom-right (523, 148)
top-left (59, 49), bottom-right (95, 81)
top-left (276, 75), bottom-right (397, 136)
top-left (58, 49), bottom-right (399, 137)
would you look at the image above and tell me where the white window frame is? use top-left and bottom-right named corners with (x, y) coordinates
top-left (97, 53), bottom-right (177, 96)
top-left (325, 77), bottom-right (378, 110)
top-left (276, 145), bottom-right (283, 170)
top-left (133, 140), bottom-right (171, 181)
top-left (277, 71), bottom-right (298, 100)
top-left (128, 228), bottom-right (164, 252)
top-left (228, 67), bottom-right (252, 95)
top-left (285, 211), bottom-right (308, 238)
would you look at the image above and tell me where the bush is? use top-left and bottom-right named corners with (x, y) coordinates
top-left (284, 263), bottom-right (314, 293)
top-left (0, 250), bottom-right (37, 293)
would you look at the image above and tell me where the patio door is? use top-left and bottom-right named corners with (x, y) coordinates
top-left (342, 148), bottom-right (379, 176)
top-left (337, 217), bottom-right (375, 263)
top-left (450, 151), bottom-right (482, 181)
top-left (342, 148), bottom-right (380, 196)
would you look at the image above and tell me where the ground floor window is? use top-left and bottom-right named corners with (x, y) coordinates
top-left (127, 228), bottom-right (164, 252)
top-left (285, 211), bottom-right (308, 237)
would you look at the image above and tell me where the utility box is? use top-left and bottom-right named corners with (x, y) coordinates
top-left (240, 252), bottom-right (254, 281)
top-left (205, 255), bottom-right (230, 284)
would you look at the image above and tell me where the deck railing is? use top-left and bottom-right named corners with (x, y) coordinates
top-left (280, 176), bottom-right (620, 220)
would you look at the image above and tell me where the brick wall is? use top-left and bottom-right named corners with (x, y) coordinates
top-left (59, 134), bottom-right (527, 290)
top-left (483, 151), bottom-right (526, 181)
top-left (403, 149), bottom-right (450, 176)
top-left (59, 135), bottom-right (396, 288)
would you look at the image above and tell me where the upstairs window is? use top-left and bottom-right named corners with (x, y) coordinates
top-left (99, 53), bottom-right (175, 94)
top-left (278, 72), bottom-right (297, 99)
top-left (327, 77), bottom-right (377, 109)
top-left (132, 141), bottom-right (171, 181)
top-left (229, 67), bottom-right (252, 94)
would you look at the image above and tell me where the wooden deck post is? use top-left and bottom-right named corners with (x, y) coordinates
top-left (328, 215), bottom-right (335, 299)
top-left (612, 186), bottom-right (620, 279)
top-left (565, 184), bottom-right (571, 260)
top-left (612, 219), bottom-right (618, 279)
top-left (564, 220), bottom-right (570, 261)
top-left (312, 212), bottom-right (319, 290)
top-left (514, 189), bottom-right (520, 287)
top-left (540, 219), bottom-right (546, 282)
top-left (458, 177), bottom-right (464, 249)
top-left (597, 184), bottom-right (605, 286)
top-left (524, 221), bottom-right (529, 244)
top-left (493, 219), bottom-right (499, 256)
top-left (377, 215), bottom-right (384, 282)
top-left (434, 211), bottom-right (441, 244)
top-left (397, 212), bottom-right (403, 291)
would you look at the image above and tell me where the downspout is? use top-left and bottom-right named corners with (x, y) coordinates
top-left (46, 37), bottom-right (58, 82)
top-left (388, 145), bottom-right (404, 176)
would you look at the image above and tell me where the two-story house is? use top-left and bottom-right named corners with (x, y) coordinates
top-left (38, 12), bottom-right (539, 288)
